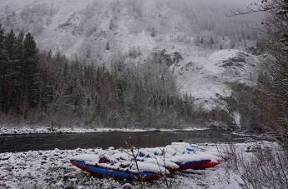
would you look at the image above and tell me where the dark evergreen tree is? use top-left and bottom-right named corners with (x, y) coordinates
top-left (2, 30), bottom-right (18, 113)
top-left (13, 31), bottom-right (25, 113)
top-left (0, 25), bottom-right (9, 112)
top-left (23, 33), bottom-right (40, 110)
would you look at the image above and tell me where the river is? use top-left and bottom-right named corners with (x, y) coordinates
top-left (0, 129), bottom-right (259, 153)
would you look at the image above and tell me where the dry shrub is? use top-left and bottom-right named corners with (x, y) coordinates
top-left (222, 143), bottom-right (288, 189)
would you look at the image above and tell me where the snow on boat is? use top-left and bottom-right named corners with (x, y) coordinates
top-left (71, 154), bottom-right (169, 182)
top-left (70, 143), bottom-right (221, 181)
top-left (170, 142), bottom-right (221, 170)
top-left (137, 142), bottom-right (222, 170)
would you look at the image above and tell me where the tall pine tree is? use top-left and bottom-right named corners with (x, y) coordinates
top-left (14, 32), bottom-right (25, 113)
top-left (23, 33), bottom-right (40, 112)
top-left (2, 30), bottom-right (18, 113)
top-left (0, 25), bottom-right (9, 112)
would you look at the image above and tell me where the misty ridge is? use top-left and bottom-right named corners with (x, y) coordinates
top-left (0, 0), bottom-right (263, 61)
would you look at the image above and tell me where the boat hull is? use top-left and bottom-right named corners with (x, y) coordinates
top-left (70, 160), bottom-right (161, 182)
top-left (175, 159), bottom-right (220, 170)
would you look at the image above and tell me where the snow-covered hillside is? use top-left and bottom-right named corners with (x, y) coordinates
top-left (0, 0), bottom-right (264, 112)
top-left (174, 49), bottom-right (260, 109)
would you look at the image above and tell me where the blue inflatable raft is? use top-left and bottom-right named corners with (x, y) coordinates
top-left (70, 159), bottom-right (163, 182)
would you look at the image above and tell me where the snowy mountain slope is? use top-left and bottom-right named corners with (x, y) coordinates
top-left (173, 49), bottom-right (260, 109)
top-left (0, 0), bottom-right (263, 112)
top-left (0, 0), bottom-right (261, 58)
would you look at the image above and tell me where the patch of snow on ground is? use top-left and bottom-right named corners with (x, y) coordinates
top-left (0, 141), bottom-right (278, 189)
top-left (0, 127), bottom-right (209, 135)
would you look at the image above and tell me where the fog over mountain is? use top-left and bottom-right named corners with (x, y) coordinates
top-left (0, 0), bottom-right (262, 57)
top-left (0, 0), bottom-right (265, 111)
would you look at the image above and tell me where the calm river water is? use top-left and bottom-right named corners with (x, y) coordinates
top-left (0, 129), bottom-right (258, 153)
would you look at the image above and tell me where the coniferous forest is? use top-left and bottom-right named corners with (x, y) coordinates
top-left (1, 26), bottom-right (230, 129)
